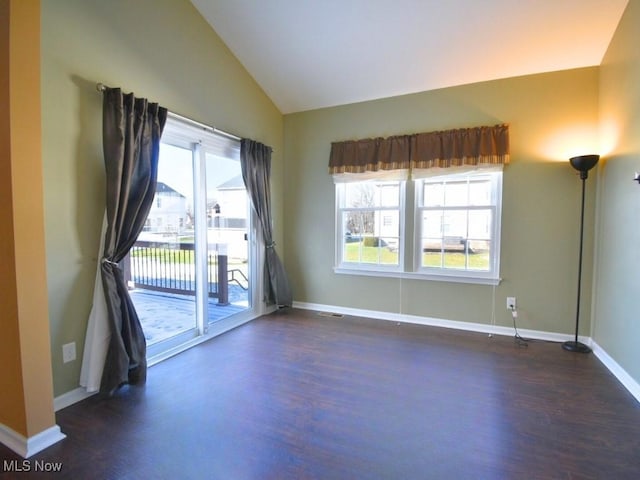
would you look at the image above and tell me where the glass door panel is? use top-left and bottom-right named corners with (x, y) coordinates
top-left (205, 151), bottom-right (250, 324)
top-left (130, 143), bottom-right (198, 350)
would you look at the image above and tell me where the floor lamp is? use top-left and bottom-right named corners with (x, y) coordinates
top-left (563, 154), bottom-right (599, 353)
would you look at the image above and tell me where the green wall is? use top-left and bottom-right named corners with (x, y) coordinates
top-left (41, 0), bottom-right (283, 396)
top-left (284, 68), bottom-right (600, 335)
top-left (41, 0), bottom-right (640, 398)
top-left (594, 0), bottom-right (640, 383)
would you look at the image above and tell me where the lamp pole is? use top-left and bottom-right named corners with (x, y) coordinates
top-left (562, 154), bottom-right (599, 353)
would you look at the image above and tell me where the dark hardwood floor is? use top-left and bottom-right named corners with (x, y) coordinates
top-left (2, 308), bottom-right (639, 479)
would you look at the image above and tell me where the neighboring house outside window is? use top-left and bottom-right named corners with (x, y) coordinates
top-left (146, 182), bottom-right (187, 234)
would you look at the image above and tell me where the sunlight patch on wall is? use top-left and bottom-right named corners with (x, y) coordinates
top-left (538, 123), bottom-right (601, 161)
top-left (599, 118), bottom-right (620, 157)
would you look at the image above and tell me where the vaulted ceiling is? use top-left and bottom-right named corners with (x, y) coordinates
top-left (191, 0), bottom-right (628, 114)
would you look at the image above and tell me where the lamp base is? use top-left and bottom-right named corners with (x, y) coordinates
top-left (562, 341), bottom-right (592, 354)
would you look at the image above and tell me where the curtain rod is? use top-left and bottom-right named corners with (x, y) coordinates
top-left (96, 82), bottom-right (242, 142)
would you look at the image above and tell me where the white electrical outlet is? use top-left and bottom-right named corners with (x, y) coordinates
top-left (506, 297), bottom-right (516, 310)
top-left (62, 342), bottom-right (76, 363)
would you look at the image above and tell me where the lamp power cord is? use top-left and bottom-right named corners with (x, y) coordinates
top-left (509, 304), bottom-right (529, 347)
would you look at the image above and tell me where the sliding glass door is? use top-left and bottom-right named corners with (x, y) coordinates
top-left (128, 116), bottom-right (255, 359)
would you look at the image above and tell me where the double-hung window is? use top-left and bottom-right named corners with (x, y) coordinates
top-left (415, 171), bottom-right (502, 283)
top-left (336, 181), bottom-right (404, 271)
top-left (334, 171), bottom-right (503, 284)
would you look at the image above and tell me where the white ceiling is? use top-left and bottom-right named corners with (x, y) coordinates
top-left (191, 0), bottom-right (628, 114)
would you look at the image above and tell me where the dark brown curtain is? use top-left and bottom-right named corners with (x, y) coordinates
top-left (329, 135), bottom-right (411, 175)
top-left (410, 124), bottom-right (510, 170)
top-left (240, 139), bottom-right (292, 307)
top-left (329, 124), bottom-right (509, 176)
top-left (100, 88), bottom-right (167, 394)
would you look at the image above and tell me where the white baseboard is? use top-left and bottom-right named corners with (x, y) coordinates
top-left (293, 301), bottom-right (640, 403)
top-left (293, 301), bottom-right (588, 343)
top-left (54, 387), bottom-right (96, 412)
top-left (0, 424), bottom-right (65, 458)
top-left (592, 340), bottom-right (640, 403)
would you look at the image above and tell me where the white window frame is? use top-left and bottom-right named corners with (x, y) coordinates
top-left (414, 171), bottom-right (502, 285)
top-left (335, 180), bottom-right (405, 274)
top-left (334, 171), bottom-right (502, 285)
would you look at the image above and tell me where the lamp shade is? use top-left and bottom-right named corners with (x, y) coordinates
top-left (570, 155), bottom-right (599, 179)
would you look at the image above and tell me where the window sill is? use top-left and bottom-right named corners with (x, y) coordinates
top-left (333, 266), bottom-right (501, 285)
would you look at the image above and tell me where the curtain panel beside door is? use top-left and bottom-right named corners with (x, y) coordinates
top-left (80, 88), bottom-right (167, 394)
top-left (240, 139), bottom-right (292, 307)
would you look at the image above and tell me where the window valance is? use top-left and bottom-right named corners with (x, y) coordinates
top-left (329, 135), bottom-right (412, 182)
top-left (329, 124), bottom-right (509, 182)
